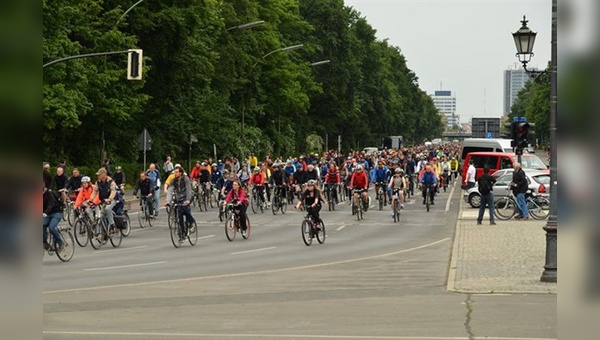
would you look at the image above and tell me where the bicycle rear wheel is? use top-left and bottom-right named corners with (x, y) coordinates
top-left (67, 204), bottom-right (75, 226)
top-left (316, 221), bottom-right (326, 244)
top-left (494, 197), bottom-right (517, 220)
top-left (109, 224), bottom-right (122, 248)
top-left (74, 219), bottom-right (89, 247)
top-left (393, 200), bottom-right (399, 223)
top-left (251, 193), bottom-right (258, 213)
top-left (280, 199), bottom-right (287, 214)
top-left (301, 220), bottom-right (313, 246)
top-left (188, 221), bottom-right (198, 246)
top-left (121, 213), bottom-right (131, 237)
top-left (272, 196), bottom-right (279, 215)
top-left (530, 197), bottom-right (550, 220)
top-left (56, 228), bottom-right (74, 262)
top-left (225, 217), bottom-right (236, 241)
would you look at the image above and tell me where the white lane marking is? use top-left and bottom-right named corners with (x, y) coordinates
top-left (445, 181), bottom-right (456, 212)
top-left (96, 245), bottom-right (148, 254)
top-left (336, 225), bottom-right (347, 231)
top-left (198, 235), bottom-right (215, 240)
top-left (231, 247), bottom-right (277, 256)
top-left (84, 261), bottom-right (166, 272)
top-left (45, 238), bottom-right (450, 294)
top-left (41, 331), bottom-right (557, 340)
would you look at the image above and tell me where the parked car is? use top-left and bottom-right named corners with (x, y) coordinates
top-left (463, 169), bottom-right (550, 208)
top-left (461, 151), bottom-right (548, 181)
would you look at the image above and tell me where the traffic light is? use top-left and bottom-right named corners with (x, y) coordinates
top-left (510, 121), bottom-right (519, 147)
top-left (127, 49), bottom-right (143, 80)
top-left (516, 122), bottom-right (530, 148)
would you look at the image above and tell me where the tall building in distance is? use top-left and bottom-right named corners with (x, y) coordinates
top-left (431, 90), bottom-right (459, 130)
top-left (503, 68), bottom-right (531, 116)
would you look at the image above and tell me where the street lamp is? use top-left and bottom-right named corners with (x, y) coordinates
top-left (310, 59), bottom-right (331, 67)
top-left (226, 20), bottom-right (265, 31)
top-left (512, 1), bottom-right (557, 283)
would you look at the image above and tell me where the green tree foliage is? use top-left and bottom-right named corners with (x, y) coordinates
top-left (509, 66), bottom-right (550, 146)
top-left (43, 0), bottom-right (442, 168)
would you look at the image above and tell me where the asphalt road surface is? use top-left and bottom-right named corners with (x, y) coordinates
top-left (44, 182), bottom-right (556, 340)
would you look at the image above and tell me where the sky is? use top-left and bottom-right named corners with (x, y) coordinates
top-left (344, 0), bottom-right (551, 124)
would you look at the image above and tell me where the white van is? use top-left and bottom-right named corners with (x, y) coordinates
top-left (459, 138), bottom-right (513, 162)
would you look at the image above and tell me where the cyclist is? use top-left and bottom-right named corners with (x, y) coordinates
top-left (198, 162), bottom-right (212, 196)
top-left (304, 164), bottom-right (319, 185)
top-left (449, 157), bottom-right (459, 183)
top-left (223, 180), bottom-right (250, 236)
top-left (73, 176), bottom-right (94, 222)
top-left (189, 161), bottom-right (202, 181)
top-left (65, 168), bottom-right (83, 200)
top-left (350, 164), bottom-right (369, 211)
top-left (269, 163), bottom-right (288, 203)
top-left (319, 162), bottom-right (329, 185)
top-left (388, 168), bottom-right (407, 217)
top-left (167, 166), bottom-right (196, 240)
top-left (440, 156), bottom-right (451, 189)
top-left (43, 183), bottom-right (65, 251)
top-left (146, 163), bottom-right (161, 217)
top-left (133, 171), bottom-right (156, 218)
top-left (220, 172), bottom-right (236, 199)
top-left (284, 161), bottom-right (296, 178)
top-left (419, 165), bottom-right (438, 205)
top-left (112, 166), bottom-right (126, 195)
top-left (89, 168), bottom-right (118, 234)
top-left (249, 167), bottom-right (266, 206)
top-left (295, 179), bottom-right (324, 227)
top-left (324, 162), bottom-right (341, 204)
top-left (210, 163), bottom-right (222, 190)
top-left (291, 164), bottom-right (306, 201)
top-left (53, 166), bottom-right (68, 204)
top-left (237, 164), bottom-right (251, 188)
top-left (371, 160), bottom-right (389, 206)
top-left (260, 162), bottom-right (272, 205)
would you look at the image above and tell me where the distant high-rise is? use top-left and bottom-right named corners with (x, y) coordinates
top-left (431, 90), bottom-right (459, 130)
top-left (503, 69), bottom-right (531, 115)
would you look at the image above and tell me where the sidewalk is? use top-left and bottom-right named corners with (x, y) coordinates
top-left (447, 198), bottom-right (557, 294)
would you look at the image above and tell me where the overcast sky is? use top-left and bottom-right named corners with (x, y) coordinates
top-left (344, 0), bottom-right (551, 123)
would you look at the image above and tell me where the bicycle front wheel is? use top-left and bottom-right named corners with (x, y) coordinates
top-left (170, 222), bottom-right (181, 248)
top-left (73, 219), bottom-right (89, 247)
top-left (272, 197), bottom-right (279, 215)
top-left (225, 217), bottom-right (236, 241)
top-left (121, 213), bottom-right (131, 237)
top-left (138, 205), bottom-right (147, 228)
top-left (301, 220), bottom-right (313, 246)
top-left (530, 197), bottom-right (550, 220)
top-left (66, 204), bottom-right (75, 227)
top-left (242, 216), bottom-right (251, 239)
top-left (251, 194), bottom-right (258, 214)
top-left (89, 222), bottom-right (105, 250)
top-left (316, 221), bottom-right (326, 244)
top-left (494, 197), bottom-right (517, 220)
top-left (393, 201), bottom-right (400, 223)
top-left (188, 221), bottom-right (198, 246)
top-left (56, 228), bottom-right (74, 262)
top-left (109, 225), bottom-right (122, 248)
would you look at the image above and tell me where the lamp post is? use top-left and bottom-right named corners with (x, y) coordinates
top-left (310, 59), bottom-right (331, 67)
top-left (512, 0), bottom-right (557, 283)
top-left (226, 20), bottom-right (265, 31)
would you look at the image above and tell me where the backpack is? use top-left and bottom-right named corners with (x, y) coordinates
top-left (479, 176), bottom-right (492, 195)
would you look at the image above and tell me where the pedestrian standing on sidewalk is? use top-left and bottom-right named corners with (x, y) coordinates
top-left (464, 158), bottom-right (476, 190)
top-left (510, 162), bottom-right (529, 220)
top-left (477, 166), bottom-right (496, 225)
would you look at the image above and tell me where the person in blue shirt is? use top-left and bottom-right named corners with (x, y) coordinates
top-left (371, 160), bottom-right (389, 205)
top-left (419, 165), bottom-right (438, 205)
top-left (284, 161), bottom-right (296, 177)
top-left (210, 163), bottom-right (222, 187)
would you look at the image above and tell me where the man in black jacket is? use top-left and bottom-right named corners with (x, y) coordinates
top-left (43, 184), bottom-right (64, 251)
top-left (477, 166), bottom-right (496, 225)
top-left (511, 162), bottom-right (530, 219)
top-left (133, 171), bottom-right (156, 217)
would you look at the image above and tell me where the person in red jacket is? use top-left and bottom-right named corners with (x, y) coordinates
top-left (350, 165), bottom-right (369, 211)
top-left (223, 181), bottom-right (250, 236)
top-left (324, 162), bottom-right (341, 204)
top-left (249, 168), bottom-right (266, 206)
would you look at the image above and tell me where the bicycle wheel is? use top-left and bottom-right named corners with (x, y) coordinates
top-left (66, 204), bottom-right (75, 226)
top-left (73, 219), bottom-right (89, 247)
top-left (219, 206), bottom-right (225, 222)
top-left (378, 193), bottom-right (384, 211)
top-left (209, 192), bottom-right (215, 209)
top-left (393, 200), bottom-right (399, 223)
top-left (167, 209), bottom-right (177, 230)
top-left (170, 221), bottom-right (182, 248)
top-left (146, 206), bottom-right (153, 228)
top-left (301, 220), bottom-right (313, 246)
top-left (494, 197), bottom-right (517, 220)
top-left (316, 221), bottom-right (326, 244)
top-left (202, 194), bottom-right (208, 211)
top-left (138, 204), bottom-right (147, 228)
top-left (242, 216), bottom-right (251, 239)
top-left (89, 221), bottom-right (105, 250)
top-left (426, 192), bottom-right (430, 212)
top-left (109, 224), bottom-right (122, 248)
top-left (357, 205), bottom-right (362, 221)
top-left (188, 220), bottom-right (198, 246)
top-left (280, 198), bottom-right (287, 214)
top-left (530, 197), bottom-right (550, 220)
top-left (225, 216), bottom-right (236, 241)
top-left (272, 196), bottom-right (279, 215)
top-left (121, 213), bottom-right (131, 237)
top-left (251, 193), bottom-right (258, 213)
top-left (56, 228), bottom-right (74, 262)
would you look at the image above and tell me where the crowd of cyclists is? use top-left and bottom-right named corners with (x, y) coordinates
top-left (43, 142), bottom-right (462, 259)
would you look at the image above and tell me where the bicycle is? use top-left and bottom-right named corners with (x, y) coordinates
top-left (442, 171), bottom-right (449, 192)
top-left (250, 185), bottom-right (266, 214)
top-left (225, 202), bottom-right (251, 241)
top-left (168, 203), bottom-right (198, 248)
top-left (73, 206), bottom-right (94, 247)
top-left (116, 210), bottom-right (131, 237)
top-left (89, 203), bottom-right (123, 249)
top-left (44, 223), bottom-right (74, 262)
top-left (338, 183), bottom-right (346, 202)
top-left (137, 194), bottom-right (154, 228)
top-left (271, 185), bottom-right (288, 215)
top-left (325, 183), bottom-right (337, 211)
top-left (64, 190), bottom-right (78, 226)
top-left (299, 207), bottom-right (326, 246)
top-left (494, 188), bottom-right (550, 220)
top-left (376, 181), bottom-right (386, 211)
top-left (351, 188), bottom-right (368, 221)
top-left (420, 184), bottom-right (434, 212)
top-left (391, 189), bottom-right (402, 223)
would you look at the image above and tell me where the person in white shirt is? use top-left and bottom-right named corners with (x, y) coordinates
top-left (464, 159), bottom-right (477, 190)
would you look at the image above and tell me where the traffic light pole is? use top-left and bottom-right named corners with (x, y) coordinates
top-left (43, 50), bottom-right (130, 68)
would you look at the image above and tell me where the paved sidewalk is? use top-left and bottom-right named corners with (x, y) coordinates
top-left (447, 198), bottom-right (557, 294)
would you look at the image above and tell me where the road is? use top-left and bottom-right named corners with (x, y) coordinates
top-left (43, 182), bottom-right (556, 340)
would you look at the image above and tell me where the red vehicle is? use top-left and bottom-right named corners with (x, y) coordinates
top-left (461, 152), bottom-right (548, 181)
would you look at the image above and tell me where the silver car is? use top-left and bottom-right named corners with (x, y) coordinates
top-left (464, 169), bottom-right (550, 208)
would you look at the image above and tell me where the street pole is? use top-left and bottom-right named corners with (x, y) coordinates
top-left (540, 0), bottom-right (557, 282)
top-left (143, 128), bottom-right (147, 171)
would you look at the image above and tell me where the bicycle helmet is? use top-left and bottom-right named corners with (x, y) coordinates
top-left (356, 165), bottom-right (363, 170)
top-left (395, 168), bottom-right (401, 174)
top-left (212, 163), bottom-right (217, 167)
top-left (307, 179), bottom-right (317, 186)
top-left (223, 169), bottom-right (229, 174)
top-left (81, 176), bottom-right (91, 183)
top-left (253, 167), bottom-right (260, 173)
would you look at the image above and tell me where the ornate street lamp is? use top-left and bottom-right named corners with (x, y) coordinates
top-left (512, 16), bottom-right (547, 79)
